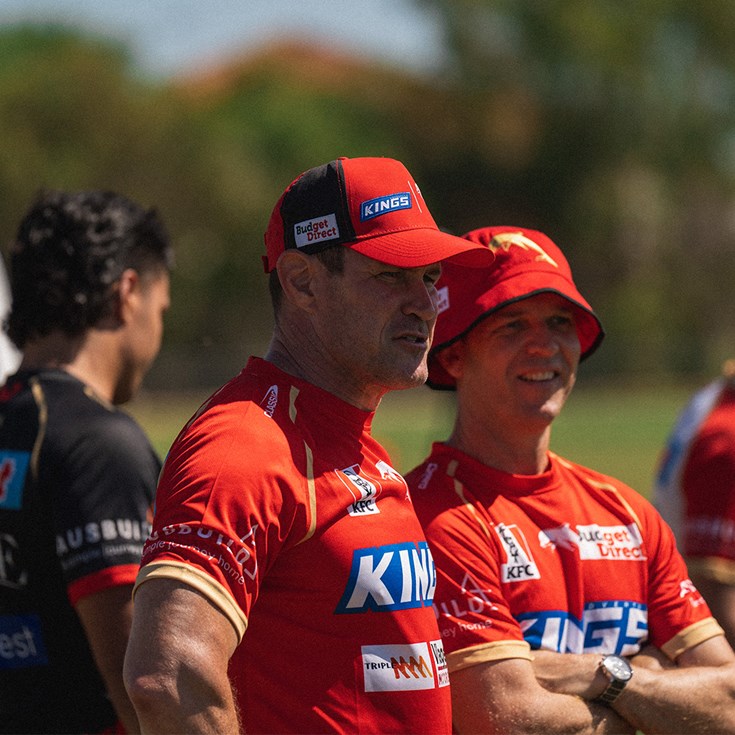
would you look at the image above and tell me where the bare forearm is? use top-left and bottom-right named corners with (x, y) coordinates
top-left (76, 587), bottom-right (140, 733)
top-left (532, 650), bottom-right (608, 698)
top-left (533, 649), bottom-right (735, 734)
top-left (452, 659), bottom-right (635, 735)
top-left (125, 646), bottom-right (241, 735)
top-left (611, 664), bottom-right (735, 735)
top-left (102, 672), bottom-right (141, 734)
top-left (124, 580), bottom-right (242, 735)
top-left (130, 679), bottom-right (240, 735)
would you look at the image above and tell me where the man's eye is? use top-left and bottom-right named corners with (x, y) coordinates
top-left (551, 315), bottom-right (574, 328)
top-left (495, 320), bottom-right (521, 334)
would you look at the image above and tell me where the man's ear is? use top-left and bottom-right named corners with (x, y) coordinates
top-left (115, 268), bottom-right (140, 323)
top-left (276, 251), bottom-right (320, 313)
top-left (436, 340), bottom-right (466, 381)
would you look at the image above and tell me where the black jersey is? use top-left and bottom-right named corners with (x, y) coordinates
top-left (0, 369), bottom-right (160, 734)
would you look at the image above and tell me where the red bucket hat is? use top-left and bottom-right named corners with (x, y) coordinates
top-left (428, 226), bottom-right (604, 390)
top-left (263, 157), bottom-right (494, 272)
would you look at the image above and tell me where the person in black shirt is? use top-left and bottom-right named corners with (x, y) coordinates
top-left (0, 190), bottom-right (173, 734)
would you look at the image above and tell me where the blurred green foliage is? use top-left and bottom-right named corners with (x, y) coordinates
top-left (3, 3), bottom-right (735, 390)
top-left (129, 379), bottom-right (692, 498)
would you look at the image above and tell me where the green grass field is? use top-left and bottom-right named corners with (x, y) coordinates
top-left (129, 381), bottom-right (695, 500)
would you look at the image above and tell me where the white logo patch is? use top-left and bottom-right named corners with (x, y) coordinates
top-left (362, 640), bottom-right (449, 691)
top-left (338, 465), bottom-right (381, 516)
top-left (260, 385), bottom-right (278, 418)
top-left (540, 523), bottom-right (646, 561)
top-left (495, 523), bottom-right (541, 582)
top-left (435, 286), bottom-right (449, 315)
top-left (293, 214), bottom-right (339, 248)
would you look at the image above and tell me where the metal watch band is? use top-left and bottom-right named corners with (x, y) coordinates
top-left (595, 678), bottom-right (627, 705)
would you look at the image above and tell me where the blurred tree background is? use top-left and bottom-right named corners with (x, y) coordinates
top-left (2, 0), bottom-right (735, 390)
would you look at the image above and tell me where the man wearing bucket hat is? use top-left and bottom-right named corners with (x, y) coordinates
top-left (406, 226), bottom-right (735, 734)
top-left (123, 157), bottom-right (492, 734)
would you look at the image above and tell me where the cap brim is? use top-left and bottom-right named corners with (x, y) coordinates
top-left (349, 228), bottom-right (494, 268)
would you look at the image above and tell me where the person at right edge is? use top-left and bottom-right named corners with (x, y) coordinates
top-left (654, 360), bottom-right (735, 648)
top-left (406, 225), bottom-right (735, 734)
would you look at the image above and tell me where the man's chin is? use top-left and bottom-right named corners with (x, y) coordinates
top-left (393, 368), bottom-right (429, 392)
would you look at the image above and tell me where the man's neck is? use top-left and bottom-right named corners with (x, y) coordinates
top-left (21, 331), bottom-right (117, 404)
top-left (446, 421), bottom-right (552, 475)
top-left (264, 331), bottom-right (385, 412)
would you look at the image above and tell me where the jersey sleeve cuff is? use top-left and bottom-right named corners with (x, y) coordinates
top-left (134, 561), bottom-right (248, 642)
top-left (67, 564), bottom-right (139, 606)
top-left (447, 640), bottom-right (532, 673)
top-left (660, 617), bottom-right (726, 660)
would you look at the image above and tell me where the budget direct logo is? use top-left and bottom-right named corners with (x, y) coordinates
top-left (294, 214), bottom-right (340, 248)
top-left (362, 640), bottom-right (449, 692)
top-left (336, 541), bottom-right (436, 613)
top-left (360, 192), bottom-right (412, 221)
top-left (540, 523), bottom-right (646, 561)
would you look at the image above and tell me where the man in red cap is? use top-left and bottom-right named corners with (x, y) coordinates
top-left (123, 157), bottom-right (492, 734)
top-left (406, 226), bottom-right (735, 734)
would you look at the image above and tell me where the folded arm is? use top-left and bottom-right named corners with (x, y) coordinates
top-left (533, 636), bottom-right (735, 735)
top-left (612, 636), bottom-right (735, 735)
top-left (451, 657), bottom-right (635, 735)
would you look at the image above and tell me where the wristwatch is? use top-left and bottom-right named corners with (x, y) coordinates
top-left (594, 654), bottom-right (633, 705)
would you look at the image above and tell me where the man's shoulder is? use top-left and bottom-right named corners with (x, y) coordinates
top-left (405, 445), bottom-right (454, 491)
top-left (553, 452), bottom-right (662, 519)
top-left (406, 445), bottom-right (466, 527)
top-left (4, 369), bottom-right (147, 448)
top-left (553, 452), bottom-right (632, 488)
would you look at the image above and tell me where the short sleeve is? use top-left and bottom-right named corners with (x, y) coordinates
top-left (423, 506), bottom-right (532, 672)
top-left (49, 412), bottom-right (159, 600)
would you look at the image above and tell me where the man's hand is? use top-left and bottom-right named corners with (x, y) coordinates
top-left (531, 650), bottom-right (610, 699)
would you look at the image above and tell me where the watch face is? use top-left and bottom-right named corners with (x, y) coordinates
top-left (604, 655), bottom-right (633, 681)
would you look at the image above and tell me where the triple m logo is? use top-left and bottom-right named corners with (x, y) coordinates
top-left (362, 640), bottom-right (449, 692)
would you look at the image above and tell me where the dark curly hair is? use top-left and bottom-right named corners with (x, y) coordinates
top-left (6, 189), bottom-right (173, 349)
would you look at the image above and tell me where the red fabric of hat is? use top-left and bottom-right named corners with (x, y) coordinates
top-left (263, 157), bottom-right (493, 272)
top-left (428, 226), bottom-right (605, 390)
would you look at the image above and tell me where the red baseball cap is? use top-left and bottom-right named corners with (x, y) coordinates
top-left (263, 157), bottom-right (494, 272)
top-left (428, 226), bottom-right (605, 390)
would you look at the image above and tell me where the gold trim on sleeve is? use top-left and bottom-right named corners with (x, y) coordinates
top-left (134, 561), bottom-right (248, 641)
top-left (447, 640), bottom-right (532, 673)
top-left (660, 617), bottom-right (725, 660)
